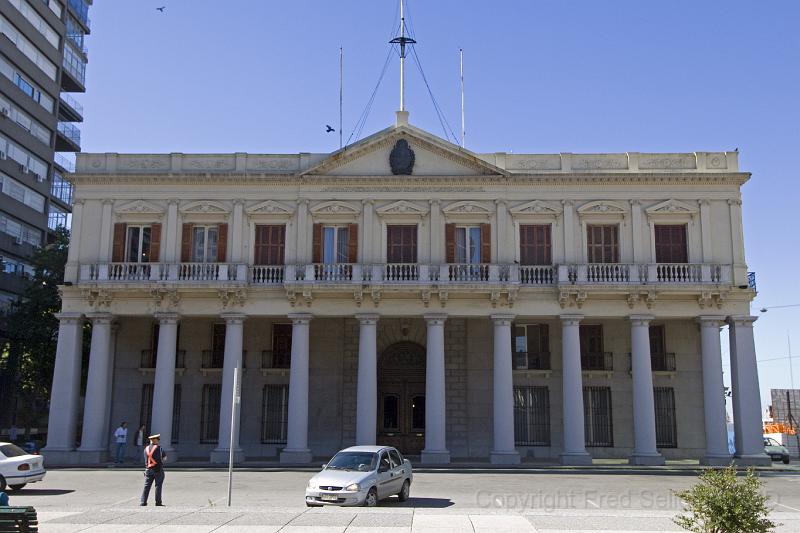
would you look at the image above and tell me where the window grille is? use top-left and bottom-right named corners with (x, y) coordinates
top-left (200, 384), bottom-right (221, 443)
top-left (583, 386), bottom-right (613, 447)
top-left (654, 387), bottom-right (677, 448)
top-left (514, 386), bottom-right (550, 446)
top-left (261, 384), bottom-right (288, 444)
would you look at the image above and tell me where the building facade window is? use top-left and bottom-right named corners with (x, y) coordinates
top-left (192, 226), bottom-right (218, 263)
top-left (0, 213), bottom-right (41, 246)
top-left (519, 224), bottom-right (552, 265)
top-left (0, 55), bottom-right (54, 112)
top-left (1, 173), bottom-right (45, 212)
top-left (323, 226), bottom-right (349, 264)
top-left (654, 387), bottom-right (677, 448)
top-left (270, 323), bottom-right (292, 369)
top-left (254, 225), bottom-right (285, 265)
top-left (454, 226), bottom-right (481, 264)
top-left (125, 226), bottom-right (152, 263)
top-left (580, 324), bottom-right (611, 371)
top-left (1, 257), bottom-right (33, 277)
top-left (0, 15), bottom-right (58, 80)
top-left (7, 0), bottom-right (60, 48)
top-left (654, 225), bottom-right (688, 263)
top-left (587, 224), bottom-right (619, 263)
top-left (48, 205), bottom-right (67, 230)
top-left (0, 94), bottom-right (51, 145)
top-left (261, 384), bottom-right (288, 444)
top-left (513, 386), bottom-right (551, 445)
top-left (50, 172), bottom-right (73, 204)
top-left (386, 225), bottom-right (417, 263)
top-left (513, 324), bottom-right (550, 370)
top-left (0, 133), bottom-right (48, 181)
top-left (583, 386), bottom-right (613, 447)
top-left (62, 43), bottom-right (86, 84)
top-left (65, 14), bottom-right (85, 52)
top-left (200, 384), bottom-right (221, 443)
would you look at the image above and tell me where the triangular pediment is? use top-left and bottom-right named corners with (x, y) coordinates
top-left (310, 200), bottom-right (360, 216)
top-left (376, 200), bottom-right (429, 216)
top-left (180, 200), bottom-right (230, 214)
top-left (578, 200), bottom-right (627, 215)
top-left (246, 200), bottom-right (294, 216)
top-left (301, 123), bottom-right (509, 178)
top-left (115, 200), bottom-right (164, 214)
top-left (646, 199), bottom-right (698, 215)
top-left (510, 200), bottom-right (562, 216)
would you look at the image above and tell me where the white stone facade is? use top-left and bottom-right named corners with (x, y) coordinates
top-left (43, 114), bottom-right (768, 465)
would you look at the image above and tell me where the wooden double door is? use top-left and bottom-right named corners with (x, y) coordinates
top-left (377, 342), bottom-right (426, 456)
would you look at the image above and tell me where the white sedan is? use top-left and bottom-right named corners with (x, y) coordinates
top-left (305, 445), bottom-right (413, 507)
top-left (0, 442), bottom-right (45, 491)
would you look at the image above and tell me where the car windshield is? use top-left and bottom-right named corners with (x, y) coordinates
top-left (0, 444), bottom-right (27, 458)
top-left (326, 452), bottom-right (377, 472)
top-left (765, 438), bottom-right (780, 446)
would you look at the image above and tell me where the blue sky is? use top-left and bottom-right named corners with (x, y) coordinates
top-left (80, 1), bottom-right (800, 410)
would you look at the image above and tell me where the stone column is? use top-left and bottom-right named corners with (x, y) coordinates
top-left (211, 313), bottom-right (246, 463)
top-left (490, 314), bottom-right (520, 464)
top-left (356, 314), bottom-right (379, 446)
top-left (422, 314), bottom-right (449, 464)
top-left (629, 315), bottom-right (665, 465)
top-left (151, 313), bottom-right (179, 458)
top-left (98, 200), bottom-right (113, 262)
top-left (281, 313), bottom-right (313, 463)
top-left (698, 316), bottom-right (733, 465)
top-left (728, 315), bottom-right (770, 465)
top-left (64, 200), bottom-right (83, 282)
top-left (560, 314), bottom-right (592, 465)
top-left (43, 313), bottom-right (84, 456)
top-left (77, 313), bottom-right (114, 462)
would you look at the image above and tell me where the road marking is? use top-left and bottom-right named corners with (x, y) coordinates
top-left (586, 499), bottom-right (599, 508)
top-left (776, 502), bottom-right (800, 512)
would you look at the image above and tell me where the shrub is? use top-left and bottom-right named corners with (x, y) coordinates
top-left (674, 464), bottom-right (777, 533)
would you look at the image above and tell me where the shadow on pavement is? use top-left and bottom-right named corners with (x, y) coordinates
top-left (10, 488), bottom-right (75, 496)
top-left (394, 497), bottom-right (454, 508)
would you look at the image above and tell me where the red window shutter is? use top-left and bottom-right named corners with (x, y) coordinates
top-left (445, 223), bottom-right (456, 263)
top-left (480, 223), bottom-right (491, 263)
top-left (112, 223), bottom-right (126, 262)
top-left (149, 224), bottom-right (161, 263)
top-left (312, 223), bottom-right (323, 263)
top-left (180, 223), bottom-right (192, 262)
top-left (347, 223), bottom-right (358, 263)
top-left (217, 223), bottom-right (228, 262)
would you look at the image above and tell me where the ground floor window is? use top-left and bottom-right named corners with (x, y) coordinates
top-left (261, 384), bottom-right (288, 444)
top-left (201, 384), bottom-right (221, 443)
top-left (138, 384), bottom-right (181, 444)
top-left (513, 386), bottom-right (550, 446)
top-left (584, 386), bottom-right (613, 447)
top-left (654, 387), bottom-right (677, 448)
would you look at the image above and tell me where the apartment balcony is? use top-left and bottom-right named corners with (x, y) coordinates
top-left (54, 153), bottom-right (75, 173)
top-left (56, 122), bottom-right (81, 151)
top-left (67, 0), bottom-right (91, 32)
top-left (61, 52), bottom-right (86, 93)
top-left (76, 262), bottom-right (734, 294)
top-left (58, 93), bottom-right (84, 122)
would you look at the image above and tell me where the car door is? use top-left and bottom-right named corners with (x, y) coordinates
top-left (375, 451), bottom-right (394, 499)
top-left (388, 449), bottom-right (407, 494)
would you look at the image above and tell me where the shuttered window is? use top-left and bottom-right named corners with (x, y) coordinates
top-left (514, 386), bottom-right (550, 445)
top-left (261, 384), bottom-right (288, 444)
top-left (386, 225), bottom-right (417, 263)
top-left (587, 225), bottom-right (619, 263)
top-left (583, 386), bottom-right (613, 447)
top-left (654, 225), bottom-right (688, 263)
top-left (200, 384), bottom-right (222, 443)
top-left (519, 224), bottom-right (552, 265)
top-left (181, 223), bottom-right (227, 262)
top-left (654, 387), bottom-right (677, 448)
top-left (254, 225), bottom-right (285, 265)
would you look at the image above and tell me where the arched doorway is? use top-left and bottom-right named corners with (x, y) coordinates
top-left (378, 341), bottom-right (426, 456)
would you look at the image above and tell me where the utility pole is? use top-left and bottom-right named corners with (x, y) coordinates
top-left (389, 0), bottom-right (415, 111)
top-left (339, 47), bottom-right (343, 150)
top-left (460, 48), bottom-right (465, 148)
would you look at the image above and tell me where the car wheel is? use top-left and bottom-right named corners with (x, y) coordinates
top-left (783, 457), bottom-right (791, 465)
top-left (398, 480), bottom-right (410, 502)
top-left (9, 483), bottom-right (26, 491)
top-left (0, 475), bottom-right (6, 492)
top-left (363, 487), bottom-right (378, 507)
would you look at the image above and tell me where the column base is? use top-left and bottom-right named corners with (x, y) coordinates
top-left (629, 453), bottom-right (665, 466)
top-left (210, 448), bottom-right (244, 464)
top-left (160, 448), bottom-right (178, 464)
top-left (560, 452), bottom-right (593, 466)
top-left (700, 454), bottom-right (734, 466)
top-left (490, 450), bottom-right (521, 465)
top-left (421, 450), bottom-right (451, 464)
top-left (39, 449), bottom-right (81, 466)
top-left (734, 453), bottom-right (772, 467)
top-left (280, 448), bottom-right (313, 464)
top-left (74, 449), bottom-right (110, 465)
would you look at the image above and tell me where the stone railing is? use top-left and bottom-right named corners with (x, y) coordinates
top-left (78, 262), bottom-right (732, 288)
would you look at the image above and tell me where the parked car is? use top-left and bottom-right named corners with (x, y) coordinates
top-left (764, 437), bottom-right (791, 464)
top-left (0, 442), bottom-right (46, 491)
top-left (305, 445), bottom-right (412, 507)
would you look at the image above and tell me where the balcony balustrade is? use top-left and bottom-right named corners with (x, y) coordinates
top-left (139, 349), bottom-right (186, 370)
top-left (513, 351), bottom-right (551, 370)
top-left (77, 262), bottom-right (733, 288)
top-left (582, 351), bottom-right (613, 371)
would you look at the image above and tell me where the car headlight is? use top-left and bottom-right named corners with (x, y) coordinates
top-left (307, 481), bottom-right (317, 490)
top-left (345, 483), bottom-right (360, 492)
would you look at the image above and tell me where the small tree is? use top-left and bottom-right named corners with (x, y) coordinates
top-left (674, 465), bottom-right (777, 533)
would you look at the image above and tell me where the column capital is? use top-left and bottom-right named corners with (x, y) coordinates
top-left (288, 312), bottom-right (313, 325)
top-left (55, 312), bottom-right (83, 324)
top-left (491, 313), bottom-right (515, 326)
top-left (424, 313), bottom-right (447, 326)
top-left (221, 312), bottom-right (247, 325)
top-left (727, 315), bottom-right (757, 327)
top-left (697, 315), bottom-right (726, 327)
top-left (86, 312), bottom-right (113, 324)
top-left (559, 314), bottom-right (584, 326)
top-left (155, 312), bottom-right (180, 325)
top-left (362, 198), bottom-right (375, 207)
top-left (628, 314), bottom-right (655, 326)
top-left (356, 313), bottom-right (380, 325)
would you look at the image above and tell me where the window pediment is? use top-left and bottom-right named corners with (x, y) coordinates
top-left (180, 200), bottom-right (230, 214)
top-left (310, 200), bottom-right (360, 216)
top-left (443, 201), bottom-right (492, 215)
top-left (510, 200), bottom-right (562, 217)
top-left (646, 199), bottom-right (698, 216)
top-left (115, 200), bottom-right (164, 215)
top-left (577, 200), bottom-right (627, 216)
top-left (376, 200), bottom-right (428, 217)
top-left (245, 200), bottom-right (294, 217)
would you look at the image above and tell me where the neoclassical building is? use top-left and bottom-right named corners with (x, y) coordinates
top-left (43, 111), bottom-right (768, 466)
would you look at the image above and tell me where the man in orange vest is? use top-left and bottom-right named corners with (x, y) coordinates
top-left (139, 434), bottom-right (167, 506)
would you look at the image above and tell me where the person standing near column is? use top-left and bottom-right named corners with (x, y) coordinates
top-left (135, 424), bottom-right (146, 460)
top-left (140, 434), bottom-right (167, 506)
top-left (113, 422), bottom-right (128, 464)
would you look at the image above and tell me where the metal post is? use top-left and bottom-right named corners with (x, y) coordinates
top-left (389, 0), bottom-right (415, 112)
top-left (227, 366), bottom-right (241, 506)
top-left (460, 48), bottom-right (465, 148)
top-left (339, 47), bottom-right (343, 150)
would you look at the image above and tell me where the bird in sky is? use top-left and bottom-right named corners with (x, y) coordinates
top-left (156, 6), bottom-right (166, 12)
top-left (326, 125), bottom-right (335, 133)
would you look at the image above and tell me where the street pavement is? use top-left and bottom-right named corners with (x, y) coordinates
top-left (8, 468), bottom-right (800, 532)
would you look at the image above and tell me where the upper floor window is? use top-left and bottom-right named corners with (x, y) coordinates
top-left (519, 224), bottom-right (551, 265)
top-left (654, 225), bottom-right (688, 263)
top-left (580, 324), bottom-right (610, 371)
top-left (48, 205), bottom-right (67, 230)
top-left (112, 223), bottom-right (161, 263)
top-left (0, 54), bottom-right (54, 112)
top-left (0, 14), bottom-right (58, 80)
top-left (7, 0), bottom-right (60, 49)
top-left (181, 223), bottom-right (227, 263)
top-left (587, 224), bottom-right (619, 263)
top-left (254, 224), bottom-right (285, 265)
top-left (386, 225), bottom-right (417, 263)
top-left (1, 172), bottom-right (45, 212)
top-left (127, 225), bottom-right (152, 263)
top-left (0, 212), bottom-right (41, 246)
top-left (513, 324), bottom-right (550, 370)
top-left (445, 223), bottom-right (490, 264)
top-left (312, 223), bottom-right (357, 264)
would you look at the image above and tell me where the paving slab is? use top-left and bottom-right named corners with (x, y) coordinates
top-left (470, 514), bottom-right (536, 532)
